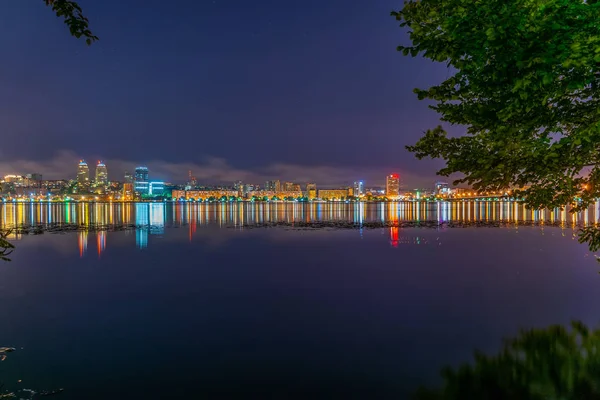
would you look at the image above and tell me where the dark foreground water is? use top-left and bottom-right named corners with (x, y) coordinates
top-left (0, 203), bottom-right (599, 399)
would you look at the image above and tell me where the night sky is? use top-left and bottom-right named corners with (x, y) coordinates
top-left (0, 0), bottom-right (457, 187)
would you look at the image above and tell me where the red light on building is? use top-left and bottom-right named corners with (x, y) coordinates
top-left (390, 174), bottom-right (399, 178)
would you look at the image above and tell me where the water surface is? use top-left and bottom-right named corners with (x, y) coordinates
top-left (0, 202), bottom-right (598, 399)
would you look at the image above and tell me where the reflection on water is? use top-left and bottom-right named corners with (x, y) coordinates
top-left (0, 201), bottom-right (598, 256)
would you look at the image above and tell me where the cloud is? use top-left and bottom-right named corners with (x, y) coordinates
top-left (0, 150), bottom-right (437, 189)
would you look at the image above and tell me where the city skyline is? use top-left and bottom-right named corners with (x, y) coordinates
top-left (0, 1), bottom-right (459, 189)
top-left (0, 152), bottom-right (433, 189)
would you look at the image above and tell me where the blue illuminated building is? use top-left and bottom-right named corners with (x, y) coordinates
top-left (134, 166), bottom-right (150, 195)
top-left (149, 181), bottom-right (165, 196)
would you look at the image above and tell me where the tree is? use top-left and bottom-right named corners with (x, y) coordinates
top-left (0, 231), bottom-right (15, 262)
top-left (44, 0), bottom-right (98, 45)
top-left (392, 0), bottom-right (600, 253)
top-left (415, 321), bottom-right (600, 399)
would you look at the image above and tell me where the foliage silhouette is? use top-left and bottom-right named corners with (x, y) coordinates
top-left (0, 231), bottom-right (15, 262)
top-left (414, 322), bottom-right (600, 400)
top-left (392, 0), bottom-right (600, 255)
top-left (44, 0), bottom-right (97, 44)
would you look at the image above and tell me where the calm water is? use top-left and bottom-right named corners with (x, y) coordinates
top-left (0, 202), bottom-right (599, 399)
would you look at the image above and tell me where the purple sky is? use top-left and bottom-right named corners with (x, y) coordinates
top-left (0, 0), bottom-right (462, 188)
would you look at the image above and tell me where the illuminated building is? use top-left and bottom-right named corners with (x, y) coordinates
top-left (124, 172), bottom-right (134, 183)
top-left (42, 180), bottom-right (68, 194)
top-left (135, 166), bottom-right (149, 182)
top-left (353, 181), bottom-right (364, 197)
top-left (435, 182), bottom-right (451, 196)
top-left (318, 189), bottom-right (350, 200)
top-left (265, 180), bottom-right (280, 192)
top-left (77, 160), bottom-right (90, 185)
top-left (95, 161), bottom-right (108, 185)
top-left (122, 183), bottom-right (134, 201)
top-left (234, 180), bottom-right (243, 191)
top-left (149, 181), bottom-right (165, 196)
top-left (26, 174), bottom-right (43, 188)
top-left (283, 182), bottom-right (294, 192)
top-left (386, 174), bottom-right (400, 198)
top-left (172, 189), bottom-right (239, 201)
top-left (134, 166), bottom-right (149, 195)
top-left (306, 183), bottom-right (317, 200)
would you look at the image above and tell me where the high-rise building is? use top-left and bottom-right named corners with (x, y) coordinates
top-left (124, 172), bottom-right (134, 183)
top-left (77, 160), bottom-right (89, 185)
top-left (265, 180), bottom-right (280, 192)
top-left (353, 181), bottom-right (365, 197)
top-left (135, 166), bottom-right (149, 182)
top-left (306, 183), bottom-right (317, 200)
top-left (122, 183), bottom-right (134, 201)
top-left (134, 166), bottom-right (150, 195)
top-left (95, 161), bottom-right (108, 185)
top-left (386, 174), bottom-right (400, 198)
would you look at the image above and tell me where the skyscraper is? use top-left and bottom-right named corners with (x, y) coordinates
top-left (95, 161), bottom-right (108, 185)
top-left (135, 166), bottom-right (149, 182)
top-left (353, 181), bottom-right (365, 197)
top-left (134, 166), bottom-right (150, 195)
top-left (124, 172), bottom-right (134, 183)
top-left (386, 174), bottom-right (400, 198)
top-left (77, 160), bottom-right (89, 185)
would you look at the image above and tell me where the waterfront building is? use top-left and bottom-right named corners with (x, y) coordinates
top-left (122, 183), bottom-right (134, 201)
top-left (149, 181), bottom-right (165, 196)
top-left (386, 174), bottom-right (400, 198)
top-left (353, 181), bottom-right (365, 197)
top-left (318, 189), bottom-right (350, 200)
top-left (306, 183), bottom-right (317, 200)
top-left (95, 161), bottom-right (108, 185)
top-left (435, 181), bottom-right (451, 196)
top-left (77, 160), bottom-right (90, 185)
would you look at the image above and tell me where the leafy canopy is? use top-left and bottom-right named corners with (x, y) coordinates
top-left (393, 0), bottom-right (600, 212)
top-left (415, 322), bottom-right (600, 399)
top-left (0, 231), bottom-right (15, 262)
top-left (44, 0), bottom-right (97, 45)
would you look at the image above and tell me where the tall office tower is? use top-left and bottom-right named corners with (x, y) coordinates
top-left (124, 172), bottom-right (134, 183)
top-left (95, 161), bottom-right (108, 185)
top-left (77, 160), bottom-right (89, 185)
top-left (353, 181), bottom-right (364, 197)
top-left (386, 174), bottom-right (400, 197)
top-left (134, 166), bottom-right (150, 195)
